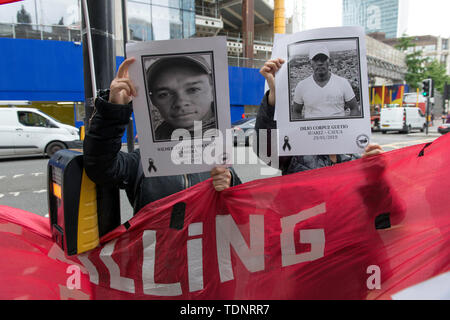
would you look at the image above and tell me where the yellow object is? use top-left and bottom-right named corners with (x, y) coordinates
top-left (416, 88), bottom-right (420, 108)
top-left (400, 86), bottom-right (404, 107)
top-left (274, 0), bottom-right (285, 34)
top-left (77, 169), bottom-right (99, 253)
top-left (80, 125), bottom-right (85, 141)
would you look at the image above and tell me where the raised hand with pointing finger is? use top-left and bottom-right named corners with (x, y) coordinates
top-left (109, 57), bottom-right (137, 105)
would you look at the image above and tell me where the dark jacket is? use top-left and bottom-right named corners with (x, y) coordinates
top-left (83, 91), bottom-right (241, 215)
top-left (255, 90), bottom-right (359, 175)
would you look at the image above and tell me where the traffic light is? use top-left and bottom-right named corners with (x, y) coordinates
top-left (422, 79), bottom-right (430, 97)
top-left (422, 79), bottom-right (433, 97)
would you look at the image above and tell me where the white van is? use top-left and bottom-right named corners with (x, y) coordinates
top-left (0, 107), bottom-right (82, 157)
top-left (380, 107), bottom-right (426, 134)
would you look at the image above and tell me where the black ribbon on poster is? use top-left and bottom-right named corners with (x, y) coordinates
top-left (148, 158), bottom-right (157, 173)
top-left (283, 136), bottom-right (291, 151)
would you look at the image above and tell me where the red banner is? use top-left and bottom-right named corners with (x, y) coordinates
top-left (1, 135), bottom-right (449, 300)
top-left (0, 0), bottom-right (22, 5)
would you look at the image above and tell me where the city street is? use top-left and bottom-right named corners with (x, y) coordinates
top-left (0, 124), bottom-right (443, 222)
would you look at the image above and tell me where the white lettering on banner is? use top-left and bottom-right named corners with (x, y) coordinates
top-left (76, 204), bottom-right (328, 296)
top-left (280, 203), bottom-right (326, 267)
top-left (100, 239), bottom-right (136, 293)
top-left (216, 215), bottom-right (265, 283)
top-left (187, 223), bottom-right (204, 292)
top-left (142, 230), bottom-right (183, 296)
top-left (77, 253), bottom-right (99, 285)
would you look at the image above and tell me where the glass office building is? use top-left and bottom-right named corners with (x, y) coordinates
top-left (127, 0), bottom-right (196, 41)
top-left (0, 0), bottom-right (196, 42)
top-left (342, 0), bottom-right (408, 38)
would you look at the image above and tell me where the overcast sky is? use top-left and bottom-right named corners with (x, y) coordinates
top-left (286, 0), bottom-right (450, 38)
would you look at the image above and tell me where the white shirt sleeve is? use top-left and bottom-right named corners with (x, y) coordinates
top-left (342, 78), bottom-right (356, 102)
top-left (293, 81), bottom-right (304, 105)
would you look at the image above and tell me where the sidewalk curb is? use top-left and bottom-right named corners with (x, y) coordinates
top-left (406, 133), bottom-right (441, 138)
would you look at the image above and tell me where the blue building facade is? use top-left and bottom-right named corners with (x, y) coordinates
top-left (0, 37), bottom-right (265, 139)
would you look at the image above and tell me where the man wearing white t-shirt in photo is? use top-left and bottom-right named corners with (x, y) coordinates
top-left (292, 44), bottom-right (361, 120)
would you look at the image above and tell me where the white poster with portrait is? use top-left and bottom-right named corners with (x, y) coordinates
top-left (274, 27), bottom-right (371, 156)
top-left (127, 37), bottom-right (232, 177)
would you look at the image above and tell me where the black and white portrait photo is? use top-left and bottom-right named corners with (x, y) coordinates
top-left (287, 38), bottom-right (363, 121)
top-left (127, 36), bottom-right (231, 177)
top-left (273, 27), bottom-right (371, 156)
top-left (142, 52), bottom-right (218, 142)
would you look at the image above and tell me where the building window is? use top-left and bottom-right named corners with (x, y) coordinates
top-left (127, 0), bottom-right (195, 41)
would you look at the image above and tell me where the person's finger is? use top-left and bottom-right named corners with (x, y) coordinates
top-left (365, 143), bottom-right (383, 153)
top-left (212, 176), bottom-right (231, 184)
top-left (212, 180), bottom-right (230, 192)
top-left (265, 61), bottom-right (279, 73)
top-left (273, 58), bottom-right (284, 68)
top-left (213, 184), bottom-right (227, 192)
top-left (114, 78), bottom-right (137, 96)
top-left (211, 166), bottom-right (227, 176)
top-left (111, 81), bottom-right (133, 97)
top-left (362, 149), bottom-right (383, 158)
top-left (117, 57), bottom-right (135, 79)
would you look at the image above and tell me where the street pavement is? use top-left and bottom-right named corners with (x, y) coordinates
top-left (0, 123), bottom-right (445, 222)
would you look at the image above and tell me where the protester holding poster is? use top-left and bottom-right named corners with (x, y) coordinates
top-left (256, 57), bottom-right (382, 175)
top-left (83, 58), bottom-right (241, 217)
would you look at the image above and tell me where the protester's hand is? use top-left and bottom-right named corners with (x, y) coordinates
top-left (259, 58), bottom-right (285, 107)
top-left (210, 167), bottom-right (232, 192)
top-left (109, 57), bottom-right (137, 105)
top-left (361, 143), bottom-right (383, 158)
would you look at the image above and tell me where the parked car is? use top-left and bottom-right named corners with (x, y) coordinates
top-left (0, 107), bottom-right (82, 158)
top-left (232, 117), bottom-right (256, 146)
top-left (438, 123), bottom-right (450, 135)
top-left (380, 106), bottom-right (426, 134)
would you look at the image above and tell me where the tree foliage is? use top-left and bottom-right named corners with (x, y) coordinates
top-left (396, 36), bottom-right (450, 94)
top-left (423, 60), bottom-right (450, 94)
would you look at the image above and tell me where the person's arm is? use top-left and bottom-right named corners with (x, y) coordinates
top-left (345, 97), bottom-right (360, 116)
top-left (292, 102), bottom-right (304, 119)
top-left (342, 79), bottom-right (360, 117)
top-left (255, 58), bottom-right (291, 172)
top-left (83, 58), bottom-right (139, 187)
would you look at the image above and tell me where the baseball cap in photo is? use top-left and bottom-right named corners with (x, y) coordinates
top-left (146, 55), bottom-right (212, 82)
top-left (309, 44), bottom-right (330, 60)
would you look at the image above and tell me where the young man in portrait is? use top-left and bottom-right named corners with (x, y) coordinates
top-left (291, 44), bottom-right (360, 120)
top-left (146, 55), bottom-right (216, 141)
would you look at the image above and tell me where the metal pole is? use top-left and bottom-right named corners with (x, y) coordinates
top-left (81, 0), bottom-right (98, 129)
top-left (426, 96), bottom-right (430, 135)
top-left (81, 0), bottom-right (116, 130)
top-left (242, 0), bottom-right (254, 68)
top-left (122, 0), bottom-right (135, 153)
